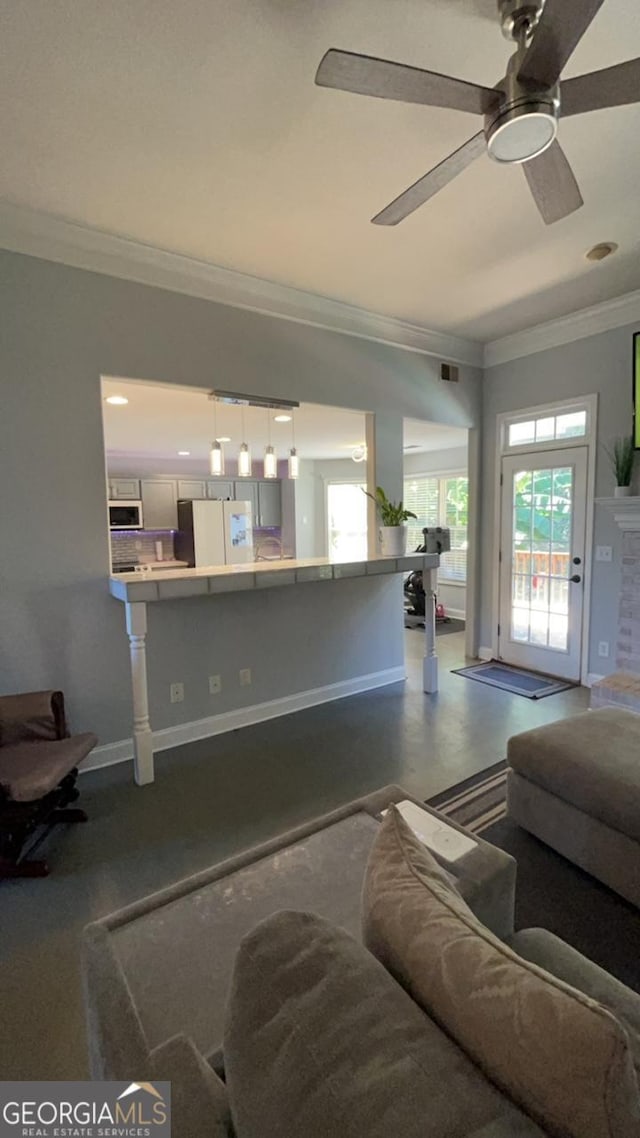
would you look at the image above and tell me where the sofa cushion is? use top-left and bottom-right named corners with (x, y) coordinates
top-left (362, 806), bottom-right (640, 1138)
top-left (507, 708), bottom-right (640, 841)
top-left (224, 910), bottom-right (546, 1138)
top-left (507, 928), bottom-right (640, 1074)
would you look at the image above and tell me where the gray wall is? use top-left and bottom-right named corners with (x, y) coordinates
top-left (481, 324), bottom-right (637, 673)
top-left (0, 250), bottom-right (481, 746)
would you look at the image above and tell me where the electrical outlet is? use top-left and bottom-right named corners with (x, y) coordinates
top-left (209, 674), bottom-right (222, 695)
top-left (239, 668), bottom-right (252, 687)
top-left (595, 546), bottom-right (613, 562)
top-left (598, 642), bottom-right (610, 658)
top-left (170, 682), bottom-right (184, 703)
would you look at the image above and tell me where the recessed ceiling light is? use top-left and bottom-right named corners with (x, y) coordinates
top-left (178, 450), bottom-right (190, 456)
top-left (217, 436), bottom-right (231, 443)
top-left (585, 242), bottom-right (618, 262)
top-left (105, 395), bottom-right (129, 406)
top-left (274, 414), bottom-right (292, 423)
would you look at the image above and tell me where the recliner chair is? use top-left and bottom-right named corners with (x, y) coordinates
top-left (0, 690), bottom-right (97, 878)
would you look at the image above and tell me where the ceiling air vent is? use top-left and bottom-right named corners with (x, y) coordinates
top-left (440, 363), bottom-right (459, 383)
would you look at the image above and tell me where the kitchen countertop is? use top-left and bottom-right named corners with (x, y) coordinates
top-left (109, 553), bottom-right (439, 603)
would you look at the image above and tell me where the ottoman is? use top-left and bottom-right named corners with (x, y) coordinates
top-left (507, 708), bottom-right (640, 906)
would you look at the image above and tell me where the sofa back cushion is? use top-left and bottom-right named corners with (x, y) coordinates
top-left (362, 807), bottom-right (640, 1138)
top-left (224, 909), bottom-right (546, 1138)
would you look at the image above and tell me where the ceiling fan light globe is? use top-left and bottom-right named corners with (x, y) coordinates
top-left (487, 107), bottom-right (557, 164)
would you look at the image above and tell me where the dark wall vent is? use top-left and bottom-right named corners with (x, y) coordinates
top-left (440, 363), bottom-right (459, 383)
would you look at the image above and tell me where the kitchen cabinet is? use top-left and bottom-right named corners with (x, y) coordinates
top-left (207, 479), bottom-right (234, 500)
top-left (177, 479), bottom-right (207, 499)
top-left (234, 480), bottom-right (259, 522)
top-left (257, 481), bottom-right (282, 527)
top-left (141, 480), bottom-right (177, 530)
top-left (109, 478), bottom-right (140, 499)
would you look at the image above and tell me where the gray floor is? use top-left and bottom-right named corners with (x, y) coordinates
top-left (0, 631), bottom-right (588, 1080)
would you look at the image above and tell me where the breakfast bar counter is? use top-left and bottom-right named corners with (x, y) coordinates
top-left (109, 553), bottom-right (440, 785)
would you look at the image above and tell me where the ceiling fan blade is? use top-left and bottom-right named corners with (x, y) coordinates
top-left (517, 0), bottom-right (605, 91)
top-left (562, 58), bottom-right (640, 116)
top-left (316, 50), bottom-right (502, 116)
top-left (372, 131), bottom-right (486, 226)
top-left (523, 140), bottom-right (583, 225)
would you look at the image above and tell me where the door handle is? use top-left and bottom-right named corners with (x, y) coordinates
top-left (570, 574), bottom-right (582, 584)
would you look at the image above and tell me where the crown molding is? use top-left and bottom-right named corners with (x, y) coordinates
top-left (0, 200), bottom-right (482, 367)
top-left (484, 288), bottom-right (640, 368)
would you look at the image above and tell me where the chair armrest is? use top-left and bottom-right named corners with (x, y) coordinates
top-left (0, 691), bottom-right (66, 745)
top-left (148, 1035), bottom-right (234, 1138)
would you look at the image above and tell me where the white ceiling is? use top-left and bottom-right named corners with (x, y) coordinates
top-left (2, 1), bottom-right (639, 341)
top-left (102, 377), bottom-right (467, 467)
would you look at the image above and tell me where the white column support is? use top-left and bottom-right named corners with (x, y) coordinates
top-left (423, 567), bottom-right (439, 693)
top-left (125, 601), bottom-right (154, 785)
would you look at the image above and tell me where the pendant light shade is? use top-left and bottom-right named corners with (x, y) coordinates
top-left (210, 440), bottom-right (225, 476)
top-left (264, 445), bottom-right (277, 479)
top-left (238, 442), bottom-right (252, 477)
top-left (238, 404), bottom-right (252, 476)
top-left (288, 447), bottom-right (299, 479)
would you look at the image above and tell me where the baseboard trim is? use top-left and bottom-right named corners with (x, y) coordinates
top-left (82, 665), bottom-right (407, 773)
top-left (477, 646), bottom-right (494, 661)
top-left (443, 607), bottom-right (465, 621)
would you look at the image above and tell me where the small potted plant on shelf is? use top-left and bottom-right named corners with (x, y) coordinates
top-left (605, 435), bottom-right (635, 497)
top-left (365, 486), bottom-right (417, 556)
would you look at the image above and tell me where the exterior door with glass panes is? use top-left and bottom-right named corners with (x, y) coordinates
top-left (499, 447), bottom-right (587, 681)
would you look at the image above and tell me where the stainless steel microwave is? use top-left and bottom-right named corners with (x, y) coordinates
top-left (108, 500), bottom-right (144, 529)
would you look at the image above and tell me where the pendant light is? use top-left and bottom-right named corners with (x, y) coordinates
top-left (263, 409), bottom-right (277, 479)
top-left (288, 410), bottom-right (299, 479)
top-left (237, 404), bottom-right (252, 477)
top-left (209, 398), bottom-right (225, 477)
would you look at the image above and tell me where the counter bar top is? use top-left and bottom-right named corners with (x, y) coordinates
top-left (109, 553), bottom-right (439, 604)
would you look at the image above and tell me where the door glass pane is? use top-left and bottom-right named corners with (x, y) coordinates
top-left (555, 411), bottom-right (586, 439)
top-left (327, 483), bottom-right (367, 561)
top-left (509, 421), bottom-right (535, 446)
top-left (509, 465), bottom-right (573, 651)
top-left (535, 417), bottom-right (555, 441)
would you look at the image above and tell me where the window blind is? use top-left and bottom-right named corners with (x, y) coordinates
top-left (403, 474), bottom-right (468, 584)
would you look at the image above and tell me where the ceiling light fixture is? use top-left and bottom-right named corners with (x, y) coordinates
top-left (585, 242), bottom-right (618, 262)
top-left (178, 451), bottom-right (190, 456)
top-left (209, 396), bottom-right (225, 477)
top-left (274, 414), bottom-right (292, 423)
top-left (217, 436), bottom-right (231, 443)
top-left (263, 409), bottom-right (277, 479)
top-left (352, 444), bottom-right (367, 463)
top-left (288, 411), bottom-right (299, 480)
top-left (237, 404), bottom-right (252, 478)
top-left (105, 395), bottom-right (129, 406)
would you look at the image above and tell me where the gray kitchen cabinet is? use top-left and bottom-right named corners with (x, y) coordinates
top-left (257, 480), bottom-right (282, 527)
top-left (141, 480), bottom-right (177, 530)
top-left (108, 478), bottom-right (140, 499)
top-left (234, 479), bottom-right (259, 522)
top-left (177, 479), bottom-right (207, 499)
top-left (207, 479), bottom-right (234, 500)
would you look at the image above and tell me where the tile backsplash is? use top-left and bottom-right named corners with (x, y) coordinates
top-left (111, 531), bottom-right (175, 568)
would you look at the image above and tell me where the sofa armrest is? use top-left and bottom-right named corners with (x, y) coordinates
top-left (0, 690), bottom-right (66, 745)
top-left (148, 1035), bottom-right (234, 1138)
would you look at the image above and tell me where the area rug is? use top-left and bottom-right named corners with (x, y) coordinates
top-left (428, 760), bottom-right (507, 834)
top-left (406, 617), bottom-right (465, 636)
top-left (427, 767), bottom-right (640, 993)
top-left (452, 660), bottom-right (574, 699)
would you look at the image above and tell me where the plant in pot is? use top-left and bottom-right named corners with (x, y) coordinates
top-left (364, 486), bottom-right (417, 556)
top-left (604, 436), bottom-right (636, 497)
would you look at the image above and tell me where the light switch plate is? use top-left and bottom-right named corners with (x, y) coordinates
top-left (598, 642), bottom-right (610, 658)
top-left (596, 546), bottom-right (613, 562)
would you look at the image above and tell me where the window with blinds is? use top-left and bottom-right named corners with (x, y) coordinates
top-left (403, 474), bottom-right (468, 583)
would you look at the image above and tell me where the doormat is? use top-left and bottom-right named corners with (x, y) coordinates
top-left (427, 760), bottom-right (507, 834)
top-left (452, 661), bottom-right (574, 699)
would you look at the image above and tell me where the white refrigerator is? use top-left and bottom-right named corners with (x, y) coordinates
top-left (176, 499), bottom-right (254, 567)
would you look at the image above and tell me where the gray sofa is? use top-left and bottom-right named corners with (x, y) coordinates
top-left (82, 783), bottom-right (640, 1137)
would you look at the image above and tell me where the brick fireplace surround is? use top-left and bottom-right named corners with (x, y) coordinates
top-left (591, 500), bottom-right (640, 710)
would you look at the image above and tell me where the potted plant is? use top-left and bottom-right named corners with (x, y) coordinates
top-left (604, 436), bottom-right (635, 497)
top-left (364, 486), bottom-right (417, 556)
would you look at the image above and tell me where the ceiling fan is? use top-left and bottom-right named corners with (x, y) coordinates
top-left (315, 0), bottom-right (640, 226)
